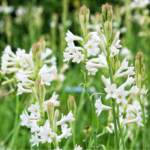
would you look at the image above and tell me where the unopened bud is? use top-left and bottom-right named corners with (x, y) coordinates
top-left (47, 102), bottom-right (54, 127)
top-left (67, 95), bottom-right (76, 116)
top-left (39, 82), bottom-right (45, 103)
top-left (79, 5), bottom-right (90, 34)
top-left (115, 60), bottom-right (120, 73)
top-left (102, 5), bottom-right (106, 21)
top-left (35, 79), bottom-right (41, 96)
top-left (39, 38), bottom-right (46, 52)
top-left (104, 21), bottom-right (109, 41)
top-left (100, 14), bottom-right (104, 30)
top-left (32, 43), bottom-right (41, 61)
top-left (135, 59), bottom-right (140, 74)
top-left (108, 21), bottom-right (112, 41)
top-left (36, 51), bottom-right (42, 69)
top-left (112, 31), bottom-right (120, 46)
top-left (54, 109), bottom-right (59, 120)
top-left (53, 109), bottom-right (59, 132)
top-left (138, 74), bottom-right (142, 89)
top-left (107, 9), bottom-right (113, 21)
top-left (99, 40), bottom-right (107, 56)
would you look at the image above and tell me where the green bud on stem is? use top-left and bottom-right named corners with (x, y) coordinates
top-left (47, 102), bottom-right (54, 129)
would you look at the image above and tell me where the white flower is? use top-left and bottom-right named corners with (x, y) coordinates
top-left (116, 88), bottom-right (128, 104)
top-left (114, 58), bottom-right (135, 78)
top-left (20, 110), bottom-right (30, 127)
top-left (57, 124), bottom-right (72, 141)
top-left (126, 104), bottom-right (136, 118)
top-left (95, 96), bottom-right (111, 116)
top-left (111, 31), bottom-right (122, 48)
top-left (110, 46), bottom-right (120, 57)
top-left (17, 83), bottom-right (32, 95)
top-left (16, 48), bottom-right (26, 60)
top-left (41, 73), bottom-right (53, 85)
top-left (30, 133), bottom-right (41, 147)
top-left (42, 48), bottom-right (52, 60)
top-left (84, 40), bottom-right (100, 57)
top-left (128, 86), bottom-right (139, 95)
top-left (19, 56), bottom-right (29, 68)
top-left (104, 84), bottom-right (117, 99)
top-left (28, 102), bottom-right (40, 117)
top-left (133, 100), bottom-right (141, 111)
top-left (106, 123), bottom-right (114, 133)
top-left (124, 112), bottom-right (144, 127)
top-left (65, 42), bottom-right (84, 53)
top-left (140, 88), bottom-right (148, 101)
top-left (39, 125), bottom-right (56, 143)
top-left (44, 92), bottom-right (59, 110)
top-left (63, 52), bottom-right (74, 62)
top-left (140, 89), bottom-right (148, 96)
top-left (44, 56), bottom-right (57, 65)
top-left (86, 54), bottom-right (108, 75)
top-left (31, 122), bottom-right (40, 133)
top-left (119, 76), bottom-right (135, 89)
top-left (72, 51), bottom-right (84, 63)
top-left (101, 75), bottom-right (111, 87)
top-left (56, 111), bottom-right (75, 126)
top-left (65, 30), bottom-right (83, 43)
top-left (87, 68), bottom-right (98, 75)
top-left (74, 144), bottom-right (82, 150)
top-left (88, 32), bottom-right (100, 43)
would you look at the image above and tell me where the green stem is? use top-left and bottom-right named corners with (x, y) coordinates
top-left (142, 106), bottom-right (146, 149)
top-left (73, 121), bottom-right (76, 148)
top-left (88, 132), bottom-right (105, 149)
top-left (10, 95), bottom-right (19, 149)
top-left (94, 131), bottom-right (97, 150)
top-left (3, 129), bottom-right (14, 145)
top-left (117, 105), bottom-right (126, 149)
top-left (85, 69), bottom-right (93, 109)
top-left (111, 99), bottom-right (119, 149)
top-left (108, 63), bottom-right (119, 149)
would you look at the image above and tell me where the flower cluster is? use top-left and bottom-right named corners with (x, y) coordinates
top-left (20, 92), bottom-right (75, 147)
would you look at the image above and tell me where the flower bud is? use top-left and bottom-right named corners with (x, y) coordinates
top-left (79, 5), bottom-right (90, 34)
top-left (115, 60), bottom-right (120, 73)
top-left (32, 43), bottom-right (41, 61)
top-left (53, 109), bottom-right (59, 132)
top-left (99, 40), bottom-right (107, 57)
top-left (108, 21), bottom-right (112, 41)
top-left (137, 74), bottom-right (142, 89)
top-left (67, 95), bottom-right (76, 117)
top-left (47, 102), bottom-right (54, 128)
top-left (102, 5), bottom-right (107, 21)
top-left (107, 9), bottom-right (113, 21)
top-left (39, 82), bottom-right (45, 103)
top-left (135, 59), bottom-right (140, 74)
top-left (104, 21), bottom-right (109, 40)
top-left (35, 79), bottom-right (41, 97)
top-left (54, 109), bottom-right (59, 120)
top-left (102, 3), bottom-right (113, 23)
top-left (39, 38), bottom-right (46, 52)
top-left (36, 51), bottom-right (42, 69)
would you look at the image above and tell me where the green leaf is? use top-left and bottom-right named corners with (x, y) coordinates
top-left (92, 108), bottom-right (99, 132)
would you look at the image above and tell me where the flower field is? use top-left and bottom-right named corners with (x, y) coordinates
top-left (0, 0), bottom-right (150, 149)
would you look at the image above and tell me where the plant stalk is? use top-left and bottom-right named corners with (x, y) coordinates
top-left (117, 105), bottom-right (126, 149)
